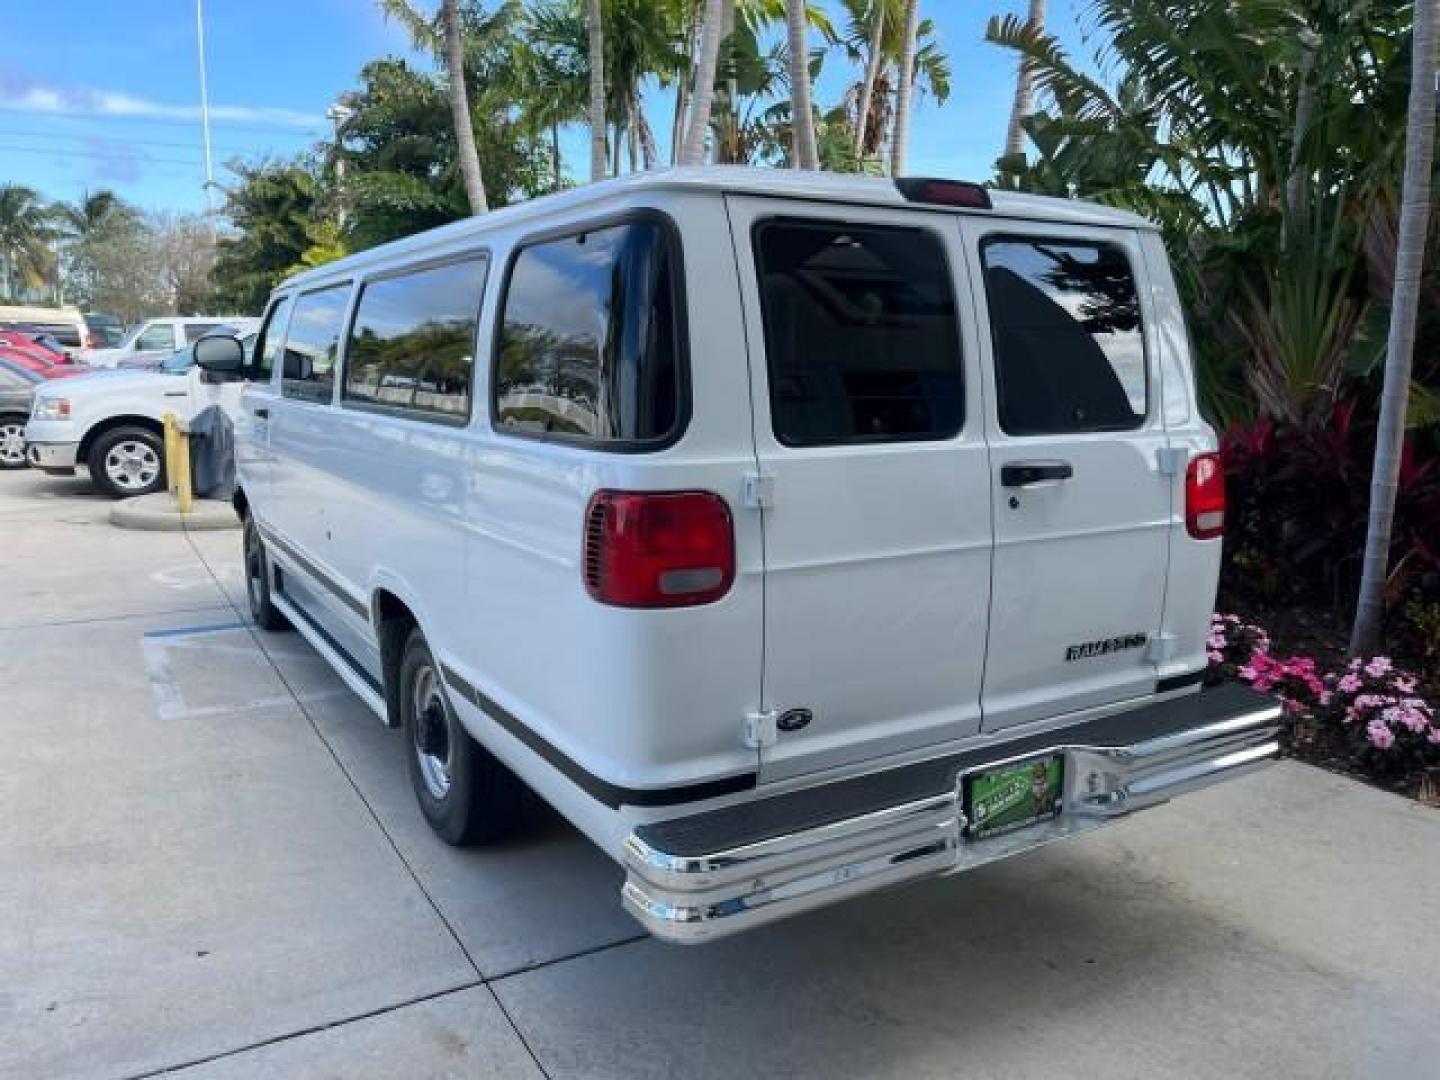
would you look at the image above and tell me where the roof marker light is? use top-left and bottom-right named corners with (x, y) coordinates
top-left (894, 178), bottom-right (993, 210)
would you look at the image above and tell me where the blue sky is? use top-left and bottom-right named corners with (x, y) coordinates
top-left (0, 0), bottom-right (1090, 215)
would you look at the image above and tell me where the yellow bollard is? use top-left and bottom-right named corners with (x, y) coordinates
top-left (163, 412), bottom-right (194, 514)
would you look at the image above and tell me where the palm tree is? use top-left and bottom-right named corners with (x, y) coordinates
top-left (443, 0), bottom-right (488, 212)
top-left (889, 0), bottom-right (920, 175)
top-left (1002, 0), bottom-right (1044, 161)
top-left (1351, 0), bottom-right (1438, 654)
top-left (586, 0), bottom-right (607, 180)
top-left (680, 0), bottom-right (725, 165)
top-left (54, 190), bottom-right (130, 241)
top-left (379, 0), bottom-right (489, 213)
top-left (785, 0), bottom-right (820, 168)
top-left (840, 0), bottom-right (947, 168)
top-left (0, 184), bottom-right (56, 301)
top-left (851, 0), bottom-right (887, 158)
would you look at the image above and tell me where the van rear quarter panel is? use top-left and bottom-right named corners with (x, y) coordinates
top-left (447, 191), bottom-right (763, 809)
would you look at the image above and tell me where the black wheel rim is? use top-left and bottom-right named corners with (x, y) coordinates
top-left (411, 663), bottom-right (453, 799)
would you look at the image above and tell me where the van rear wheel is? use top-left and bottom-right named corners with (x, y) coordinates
top-left (399, 627), bottom-right (524, 845)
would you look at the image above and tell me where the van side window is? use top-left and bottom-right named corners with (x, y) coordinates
top-left (281, 285), bottom-right (350, 405)
top-left (250, 296), bottom-right (291, 383)
top-left (981, 238), bottom-right (1146, 435)
top-left (753, 221), bottom-right (963, 446)
top-left (494, 220), bottom-right (682, 445)
top-left (344, 257), bottom-right (487, 421)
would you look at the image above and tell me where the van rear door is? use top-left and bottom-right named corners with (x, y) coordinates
top-left (727, 197), bottom-right (992, 783)
top-left (959, 218), bottom-right (1171, 731)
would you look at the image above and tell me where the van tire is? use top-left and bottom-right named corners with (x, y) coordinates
top-left (88, 425), bottom-right (165, 499)
top-left (400, 627), bottom-right (524, 845)
top-left (242, 516), bottom-right (291, 632)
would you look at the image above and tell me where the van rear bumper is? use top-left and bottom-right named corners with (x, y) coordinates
top-left (622, 683), bottom-right (1280, 943)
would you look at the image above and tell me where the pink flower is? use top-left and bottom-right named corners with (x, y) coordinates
top-left (1337, 673), bottom-right (1362, 694)
top-left (1384, 704), bottom-right (1430, 734)
top-left (1365, 656), bottom-right (1393, 679)
top-left (1366, 718), bottom-right (1395, 750)
top-left (1429, 728), bottom-right (1440, 746)
top-left (1394, 675), bottom-right (1417, 693)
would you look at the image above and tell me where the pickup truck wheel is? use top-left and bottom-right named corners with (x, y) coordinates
top-left (400, 628), bottom-right (523, 846)
top-left (0, 416), bottom-right (27, 469)
top-left (242, 517), bottom-right (291, 632)
top-left (88, 426), bottom-right (164, 499)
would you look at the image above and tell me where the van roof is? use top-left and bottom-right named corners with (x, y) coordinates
top-left (280, 166), bottom-right (1157, 290)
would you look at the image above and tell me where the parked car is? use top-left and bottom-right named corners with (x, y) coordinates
top-left (0, 344), bottom-right (89, 380)
top-left (0, 305), bottom-right (88, 356)
top-left (117, 323), bottom-right (258, 370)
top-left (0, 358), bottom-right (44, 468)
top-left (83, 312), bottom-right (126, 349)
top-left (24, 333), bottom-right (255, 498)
top-left (82, 316), bottom-right (258, 369)
top-left (0, 329), bottom-right (67, 364)
top-left (215, 169), bottom-right (1279, 943)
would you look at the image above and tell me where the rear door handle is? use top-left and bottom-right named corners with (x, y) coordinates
top-left (1001, 460), bottom-right (1073, 488)
top-left (253, 407), bottom-right (270, 420)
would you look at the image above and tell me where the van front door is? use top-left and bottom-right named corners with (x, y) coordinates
top-left (728, 197), bottom-right (992, 783)
top-left (960, 219), bottom-right (1171, 731)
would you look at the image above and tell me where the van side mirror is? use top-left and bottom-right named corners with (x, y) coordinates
top-left (194, 335), bottom-right (245, 379)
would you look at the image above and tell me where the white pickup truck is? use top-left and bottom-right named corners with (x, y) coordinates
top-left (211, 168), bottom-right (1280, 943)
top-left (25, 333), bottom-right (255, 498)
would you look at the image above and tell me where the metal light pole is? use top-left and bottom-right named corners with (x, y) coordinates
top-left (195, 0), bottom-right (217, 241)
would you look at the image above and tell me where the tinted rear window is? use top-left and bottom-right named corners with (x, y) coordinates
top-left (753, 220), bottom-right (963, 446)
top-left (981, 238), bottom-right (1146, 435)
top-left (494, 220), bottom-right (683, 446)
top-left (345, 257), bottom-right (487, 421)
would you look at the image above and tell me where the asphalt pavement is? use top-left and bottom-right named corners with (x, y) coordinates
top-left (2, 467), bottom-right (1437, 1079)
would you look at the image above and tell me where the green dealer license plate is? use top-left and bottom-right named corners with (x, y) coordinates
top-left (964, 754), bottom-right (1065, 839)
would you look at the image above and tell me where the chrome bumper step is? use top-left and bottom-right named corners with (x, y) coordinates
top-left (623, 683), bottom-right (1281, 942)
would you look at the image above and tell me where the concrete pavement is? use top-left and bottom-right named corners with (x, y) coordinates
top-left (2, 467), bottom-right (1437, 1079)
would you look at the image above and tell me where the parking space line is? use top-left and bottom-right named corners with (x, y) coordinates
top-left (0, 604), bottom-right (234, 634)
top-left (142, 620), bottom-right (251, 639)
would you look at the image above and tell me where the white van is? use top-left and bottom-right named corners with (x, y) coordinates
top-left (207, 168), bottom-right (1279, 943)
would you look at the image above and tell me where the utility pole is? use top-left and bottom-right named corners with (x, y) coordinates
top-left (195, 0), bottom-right (217, 241)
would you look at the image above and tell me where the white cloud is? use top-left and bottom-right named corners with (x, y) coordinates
top-left (0, 67), bottom-right (323, 130)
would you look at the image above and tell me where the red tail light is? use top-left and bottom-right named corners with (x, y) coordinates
top-left (1186, 453), bottom-right (1225, 539)
top-left (584, 490), bottom-right (735, 608)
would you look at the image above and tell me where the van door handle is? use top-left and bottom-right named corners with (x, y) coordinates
top-left (252, 407), bottom-right (270, 420)
top-left (1001, 460), bottom-right (1073, 487)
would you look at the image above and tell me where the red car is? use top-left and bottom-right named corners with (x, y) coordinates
top-left (0, 329), bottom-right (69, 363)
top-left (0, 344), bottom-right (89, 379)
